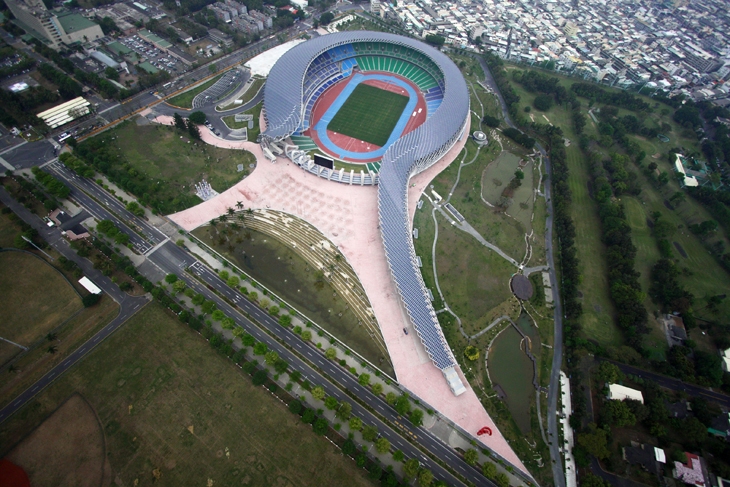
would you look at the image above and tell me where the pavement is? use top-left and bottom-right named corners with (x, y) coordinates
top-left (0, 186), bottom-right (149, 423)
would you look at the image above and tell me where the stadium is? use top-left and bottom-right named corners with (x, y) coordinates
top-left (261, 32), bottom-right (470, 395)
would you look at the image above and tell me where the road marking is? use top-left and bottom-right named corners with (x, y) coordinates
top-left (32, 386), bottom-right (38, 392)
top-left (49, 372), bottom-right (55, 378)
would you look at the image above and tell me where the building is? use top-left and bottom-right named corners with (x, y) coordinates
top-left (623, 443), bottom-right (666, 475)
top-left (674, 153), bottom-right (700, 188)
top-left (49, 209), bottom-right (90, 241)
top-left (673, 453), bottom-right (708, 487)
top-left (37, 97), bottom-right (91, 129)
top-left (209, 28), bottom-right (233, 48)
top-left (608, 384), bottom-right (644, 403)
top-left (722, 348), bottom-right (730, 372)
top-left (4, 0), bottom-right (103, 49)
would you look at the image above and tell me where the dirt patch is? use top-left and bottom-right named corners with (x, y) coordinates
top-left (673, 241), bottom-right (688, 258)
top-left (5, 393), bottom-right (107, 487)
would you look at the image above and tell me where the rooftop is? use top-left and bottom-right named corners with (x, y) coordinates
top-left (55, 11), bottom-right (98, 34)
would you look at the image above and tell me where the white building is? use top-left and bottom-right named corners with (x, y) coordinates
top-left (608, 384), bottom-right (644, 404)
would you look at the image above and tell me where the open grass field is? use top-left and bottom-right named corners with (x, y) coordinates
top-left (0, 303), bottom-right (376, 487)
top-left (328, 84), bottom-right (408, 147)
top-left (0, 295), bottom-right (119, 410)
top-left (5, 393), bottom-right (108, 487)
top-left (192, 225), bottom-right (394, 376)
top-left (106, 120), bottom-right (254, 201)
top-left (0, 251), bottom-right (82, 349)
top-left (167, 73), bottom-right (224, 109)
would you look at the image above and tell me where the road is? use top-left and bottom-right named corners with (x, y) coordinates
top-left (476, 55), bottom-right (566, 487)
top-left (0, 186), bottom-right (149, 423)
top-left (38, 160), bottom-right (500, 487)
top-left (605, 359), bottom-right (730, 409)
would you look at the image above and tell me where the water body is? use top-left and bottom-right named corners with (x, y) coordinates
top-left (488, 321), bottom-right (535, 435)
top-left (193, 226), bottom-right (394, 376)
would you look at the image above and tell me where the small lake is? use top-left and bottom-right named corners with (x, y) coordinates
top-left (488, 317), bottom-right (536, 435)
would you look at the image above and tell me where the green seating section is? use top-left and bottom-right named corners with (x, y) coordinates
top-left (351, 42), bottom-right (442, 92)
top-left (291, 135), bottom-right (318, 151)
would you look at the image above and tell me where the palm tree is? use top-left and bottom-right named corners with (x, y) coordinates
top-left (246, 208), bottom-right (253, 215)
top-left (46, 332), bottom-right (57, 342)
top-left (236, 201), bottom-right (244, 210)
top-left (47, 345), bottom-right (58, 354)
top-left (210, 219), bottom-right (217, 227)
top-left (219, 215), bottom-right (227, 223)
top-left (227, 207), bottom-right (235, 216)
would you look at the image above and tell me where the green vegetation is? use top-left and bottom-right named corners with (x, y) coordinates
top-left (328, 84), bottom-right (408, 147)
top-left (222, 102), bottom-right (263, 141)
top-left (0, 252), bottom-right (82, 361)
top-left (74, 120), bottom-right (254, 214)
top-left (167, 73), bottom-right (224, 108)
top-left (0, 303), bottom-right (376, 487)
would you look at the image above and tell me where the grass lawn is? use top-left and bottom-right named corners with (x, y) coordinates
top-left (0, 303), bottom-right (376, 487)
top-left (0, 295), bottom-right (119, 409)
top-left (0, 252), bottom-right (82, 348)
top-left (104, 120), bottom-right (254, 204)
top-left (328, 84), bottom-right (409, 147)
top-left (167, 73), bottom-right (224, 109)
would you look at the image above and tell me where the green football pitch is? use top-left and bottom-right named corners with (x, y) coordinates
top-left (327, 84), bottom-right (409, 147)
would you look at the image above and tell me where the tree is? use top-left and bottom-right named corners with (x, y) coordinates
top-left (173, 112), bottom-right (186, 131)
top-left (368, 463), bottom-right (383, 481)
top-left (278, 314), bottom-right (292, 327)
top-left (393, 450), bottom-right (405, 462)
top-left (187, 119), bottom-right (201, 140)
top-left (580, 473), bottom-right (611, 487)
top-left (362, 425), bottom-right (378, 442)
top-left (324, 396), bottom-right (339, 410)
top-left (313, 418), bottom-right (328, 435)
top-left (343, 438), bottom-right (357, 456)
top-left (311, 386), bottom-right (326, 400)
top-left (372, 382), bottom-right (383, 395)
top-left (395, 394), bottom-right (411, 416)
top-left (201, 300), bottom-right (216, 314)
top-left (596, 361), bottom-right (622, 383)
top-left (227, 275), bottom-right (240, 287)
top-left (684, 416), bottom-right (709, 446)
top-left (409, 408), bottom-right (424, 427)
top-left (289, 399), bottom-right (303, 414)
top-left (577, 424), bottom-right (610, 460)
top-left (482, 462), bottom-right (497, 479)
top-left (385, 392), bottom-right (397, 405)
top-left (252, 369), bottom-right (267, 385)
top-left (172, 280), bottom-right (187, 294)
top-left (494, 473), bottom-right (509, 487)
top-left (403, 458), bottom-right (420, 480)
top-left (336, 401), bottom-right (352, 420)
top-left (601, 400), bottom-right (636, 427)
top-left (253, 342), bottom-right (268, 355)
top-left (534, 94), bottom-right (553, 111)
top-left (189, 111), bottom-right (207, 125)
top-left (47, 345), bottom-right (58, 354)
top-left (302, 330), bottom-right (312, 341)
top-left (358, 373), bottom-right (370, 386)
top-left (424, 34), bottom-right (445, 47)
top-left (349, 416), bottom-right (363, 431)
top-left (325, 347), bottom-right (337, 360)
top-left (319, 12), bottom-right (334, 24)
top-left (417, 469), bottom-right (434, 487)
top-left (211, 309), bottom-right (225, 321)
top-left (376, 437), bottom-right (391, 454)
top-left (302, 408), bottom-right (316, 424)
top-left (464, 448), bottom-right (478, 466)
top-left (165, 273), bottom-right (178, 284)
top-left (482, 114), bottom-right (500, 128)
top-left (264, 350), bottom-right (279, 365)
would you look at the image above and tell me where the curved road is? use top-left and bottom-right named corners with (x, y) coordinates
top-left (476, 54), bottom-right (566, 487)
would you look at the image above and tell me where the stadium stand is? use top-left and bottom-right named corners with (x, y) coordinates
top-left (262, 32), bottom-right (469, 396)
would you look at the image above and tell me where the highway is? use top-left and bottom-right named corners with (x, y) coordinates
top-left (0, 186), bottom-right (149, 423)
top-left (40, 161), bottom-right (500, 487)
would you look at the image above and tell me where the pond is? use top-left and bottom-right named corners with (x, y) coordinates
top-left (193, 226), bottom-right (394, 376)
top-left (488, 317), bottom-right (536, 435)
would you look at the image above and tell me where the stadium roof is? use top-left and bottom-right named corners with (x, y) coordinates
top-left (262, 32), bottom-right (470, 395)
top-left (37, 97), bottom-right (91, 128)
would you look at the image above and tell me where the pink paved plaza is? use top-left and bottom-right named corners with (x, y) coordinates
top-left (158, 113), bottom-right (528, 473)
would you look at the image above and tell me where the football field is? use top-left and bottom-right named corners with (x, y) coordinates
top-left (327, 83), bottom-right (409, 147)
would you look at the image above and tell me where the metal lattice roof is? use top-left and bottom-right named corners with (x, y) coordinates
top-left (262, 32), bottom-right (469, 390)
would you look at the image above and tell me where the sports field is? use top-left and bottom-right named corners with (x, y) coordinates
top-left (327, 83), bottom-right (408, 147)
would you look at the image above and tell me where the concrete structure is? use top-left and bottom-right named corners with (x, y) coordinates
top-left (37, 97), bottom-right (91, 129)
top-left (608, 383), bottom-right (644, 403)
top-left (261, 31), bottom-right (469, 397)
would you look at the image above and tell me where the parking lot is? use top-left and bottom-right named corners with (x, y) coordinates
top-left (119, 35), bottom-right (185, 74)
top-left (192, 69), bottom-right (245, 109)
